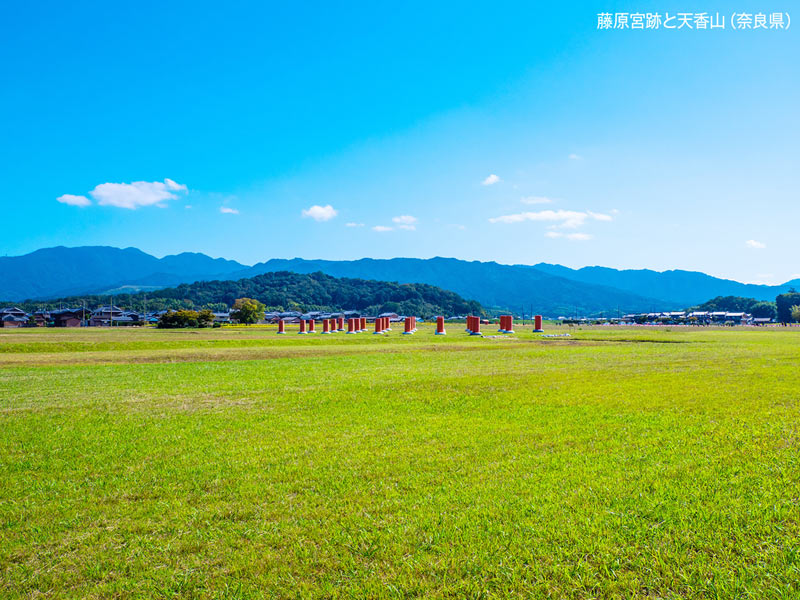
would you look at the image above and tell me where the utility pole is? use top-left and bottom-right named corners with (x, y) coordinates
top-left (521, 306), bottom-right (525, 326)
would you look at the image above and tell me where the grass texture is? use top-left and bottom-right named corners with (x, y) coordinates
top-left (1, 324), bottom-right (799, 598)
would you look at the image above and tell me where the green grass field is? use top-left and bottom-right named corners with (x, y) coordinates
top-left (1, 324), bottom-right (799, 598)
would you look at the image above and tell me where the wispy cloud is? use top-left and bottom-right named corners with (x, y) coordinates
top-left (547, 231), bottom-right (593, 241)
top-left (520, 196), bottom-right (554, 205)
top-left (489, 209), bottom-right (612, 229)
top-left (372, 225), bottom-right (392, 232)
top-left (57, 178), bottom-right (188, 209)
top-left (745, 239), bottom-right (766, 249)
top-left (301, 204), bottom-right (337, 222)
top-left (392, 215), bottom-right (418, 230)
top-left (56, 194), bottom-right (91, 207)
top-left (345, 222), bottom-right (365, 227)
top-left (481, 174), bottom-right (501, 186)
top-left (569, 153), bottom-right (582, 160)
top-left (220, 206), bottom-right (239, 215)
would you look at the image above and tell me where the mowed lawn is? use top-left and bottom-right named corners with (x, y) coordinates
top-left (1, 325), bottom-right (799, 599)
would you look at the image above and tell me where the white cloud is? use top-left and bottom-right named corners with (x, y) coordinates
top-left (569, 153), bottom-right (583, 160)
top-left (372, 225), bottom-right (393, 232)
top-left (489, 209), bottom-right (612, 229)
top-left (56, 194), bottom-right (91, 207)
top-left (89, 179), bottom-right (187, 209)
top-left (745, 239), bottom-right (766, 249)
top-left (447, 224), bottom-right (466, 230)
top-left (392, 215), bottom-right (418, 230)
top-left (345, 222), bottom-right (365, 227)
top-left (521, 196), bottom-right (554, 205)
top-left (220, 207), bottom-right (239, 215)
top-left (482, 174), bottom-right (501, 186)
top-left (587, 211), bottom-right (613, 222)
top-left (301, 204), bottom-right (337, 222)
top-left (546, 231), bottom-right (593, 241)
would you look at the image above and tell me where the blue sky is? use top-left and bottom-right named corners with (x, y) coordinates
top-left (1, 1), bottom-right (798, 283)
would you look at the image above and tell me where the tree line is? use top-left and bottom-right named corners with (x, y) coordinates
top-left (4, 271), bottom-right (484, 319)
top-left (689, 292), bottom-right (800, 323)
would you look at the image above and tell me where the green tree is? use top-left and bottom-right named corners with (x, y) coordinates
top-left (749, 301), bottom-right (776, 320)
top-left (203, 302), bottom-right (229, 312)
top-left (197, 309), bottom-right (215, 328)
top-left (158, 310), bottom-right (202, 328)
top-left (776, 293), bottom-right (800, 323)
top-left (791, 306), bottom-right (800, 324)
top-left (231, 298), bottom-right (265, 324)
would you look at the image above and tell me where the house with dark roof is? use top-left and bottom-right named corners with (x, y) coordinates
top-left (0, 307), bottom-right (30, 328)
top-left (51, 308), bottom-right (87, 327)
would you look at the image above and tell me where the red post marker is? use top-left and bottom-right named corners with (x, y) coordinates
top-left (347, 318), bottom-right (356, 334)
top-left (337, 317), bottom-right (344, 331)
top-left (308, 319), bottom-right (316, 333)
top-left (374, 318), bottom-right (382, 334)
top-left (360, 317), bottom-right (366, 332)
top-left (470, 316), bottom-right (482, 336)
top-left (403, 316), bottom-right (413, 334)
top-left (277, 319), bottom-right (285, 334)
top-left (435, 315), bottom-right (446, 335)
top-left (298, 319), bottom-right (307, 334)
top-left (534, 315), bottom-right (543, 332)
top-left (322, 319), bottom-right (330, 334)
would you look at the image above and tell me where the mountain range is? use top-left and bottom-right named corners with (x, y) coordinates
top-left (2, 246), bottom-right (797, 315)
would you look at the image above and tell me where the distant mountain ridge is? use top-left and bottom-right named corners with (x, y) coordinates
top-left (531, 263), bottom-right (799, 306)
top-left (1, 246), bottom-right (796, 315)
top-left (231, 257), bottom-right (669, 315)
top-left (0, 246), bottom-right (246, 300)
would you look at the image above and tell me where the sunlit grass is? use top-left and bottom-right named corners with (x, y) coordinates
top-left (1, 325), bottom-right (799, 598)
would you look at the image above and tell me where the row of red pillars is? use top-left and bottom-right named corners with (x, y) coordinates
top-left (374, 316), bottom-right (393, 334)
top-left (466, 315), bottom-right (482, 336)
top-left (403, 316), bottom-right (418, 334)
top-left (499, 315), bottom-right (515, 333)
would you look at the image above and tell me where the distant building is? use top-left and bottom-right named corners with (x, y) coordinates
top-left (0, 307), bottom-right (29, 328)
top-left (51, 308), bottom-right (86, 327)
top-left (89, 305), bottom-right (139, 326)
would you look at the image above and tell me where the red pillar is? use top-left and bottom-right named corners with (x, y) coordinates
top-left (470, 316), bottom-right (482, 336)
top-left (436, 315), bottom-right (446, 335)
top-left (403, 317), bottom-right (413, 334)
top-left (322, 319), bottom-right (330, 334)
top-left (308, 319), bottom-right (316, 333)
top-left (534, 315), bottom-right (543, 332)
top-left (360, 317), bottom-right (366, 331)
top-left (277, 319), bottom-right (285, 334)
top-left (337, 317), bottom-right (344, 331)
top-left (298, 319), bottom-right (306, 334)
top-left (347, 318), bottom-right (355, 334)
